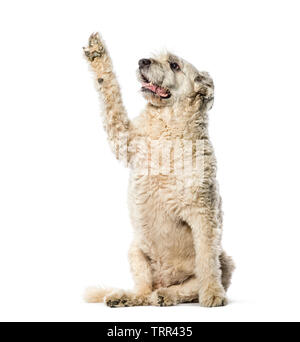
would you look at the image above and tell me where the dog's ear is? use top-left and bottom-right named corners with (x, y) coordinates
top-left (194, 71), bottom-right (214, 111)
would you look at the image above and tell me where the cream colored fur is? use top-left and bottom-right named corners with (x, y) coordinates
top-left (83, 33), bottom-right (234, 307)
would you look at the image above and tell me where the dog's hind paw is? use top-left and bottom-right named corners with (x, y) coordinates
top-left (105, 291), bottom-right (147, 308)
top-left (105, 291), bottom-right (127, 308)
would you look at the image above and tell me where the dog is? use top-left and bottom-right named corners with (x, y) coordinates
top-left (83, 33), bottom-right (234, 307)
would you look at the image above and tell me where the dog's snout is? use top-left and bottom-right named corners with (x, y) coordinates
top-left (139, 58), bottom-right (151, 68)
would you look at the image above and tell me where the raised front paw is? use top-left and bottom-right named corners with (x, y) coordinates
top-left (199, 287), bottom-right (227, 307)
top-left (83, 32), bottom-right (106, 62)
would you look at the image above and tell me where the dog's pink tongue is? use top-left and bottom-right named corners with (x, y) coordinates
top-left (156, 87), bottom-right (168, 97)
top-left (142, 82), bottom-right (168, 98)
top-left (143, 82), bottom-right (157, 93)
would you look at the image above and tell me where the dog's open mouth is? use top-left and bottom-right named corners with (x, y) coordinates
top-left (141, 74), bottom-right (171, 99)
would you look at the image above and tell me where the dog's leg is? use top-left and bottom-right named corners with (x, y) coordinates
top-left (191, 209), bottom-right (226, 307)
top-left (83, 33), bottom-right (131, 162)
top-left (217, 196), bottom-right (235, 292)
top-left (180, 198), bottom-right (227, 307)
top-left (129, 241), bottom-right (153, 295)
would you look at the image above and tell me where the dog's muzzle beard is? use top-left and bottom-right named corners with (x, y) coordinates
top-left (139, 71), bottom-right (171, 99)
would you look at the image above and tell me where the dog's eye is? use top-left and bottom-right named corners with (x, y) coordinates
top-left (170, 62), bottom-right (180, 71)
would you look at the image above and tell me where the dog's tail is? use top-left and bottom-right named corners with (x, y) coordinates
top-left (220, 251), bottom-right (235, 292)
top-left (84, 287), bottom-right (115, 303)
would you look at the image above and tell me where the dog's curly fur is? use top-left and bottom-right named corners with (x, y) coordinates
top-left (83, 33), bottom-right (234, 307)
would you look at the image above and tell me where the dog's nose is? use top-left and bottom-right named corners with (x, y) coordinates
top-left (139, 59), bottom-right (151, 68)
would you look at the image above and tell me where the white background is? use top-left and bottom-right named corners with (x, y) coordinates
top-left (0, 0), bottom-right (299, 322)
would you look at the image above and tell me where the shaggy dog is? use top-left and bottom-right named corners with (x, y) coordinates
top-left (83, 33), bottom-right (234, 307)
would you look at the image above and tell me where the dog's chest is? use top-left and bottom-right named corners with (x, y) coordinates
top-left (129, 133), bottom-right (214, 198)
top-left (128, 172), bottom-right (194, 249)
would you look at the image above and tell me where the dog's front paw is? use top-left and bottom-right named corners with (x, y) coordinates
top-left (152, 289), bottom-right (177, 307)
top-left (199, 287), bottom-right (227, 307)
top-left (83, 32), bottom-right (106, 62)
